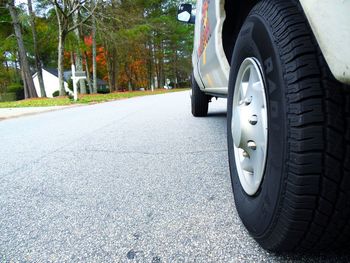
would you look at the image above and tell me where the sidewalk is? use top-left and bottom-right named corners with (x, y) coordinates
top-left (0, 106), bottom-right (72, 120)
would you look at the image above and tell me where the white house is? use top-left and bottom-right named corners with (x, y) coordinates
top-left (32, 68), bottom-right (72, 98)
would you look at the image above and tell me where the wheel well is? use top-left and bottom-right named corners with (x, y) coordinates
top-left (223, 0), bottom-right (259, 64)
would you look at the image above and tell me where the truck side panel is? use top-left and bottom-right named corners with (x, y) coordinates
top-left (193, 0), bottom-right (230, 95)
top-left (193, 0), bottom-right (350, 91)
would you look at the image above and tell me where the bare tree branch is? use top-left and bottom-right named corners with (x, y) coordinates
top-left (67, 2), bottom-right (81, 18)
top-left (67, 3), bottom-right (97, 33)
top-left (53, 0), bottom-right (68, 19)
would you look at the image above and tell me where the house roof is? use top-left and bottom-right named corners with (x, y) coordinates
top-left (42, 68), bottom-right (107, 86)
top-left (45, 68), bottom-right (59, 78)
top-left (92, 78), bottom-right (108, 86)
top-left (45, 68), bottom-right (71, 82)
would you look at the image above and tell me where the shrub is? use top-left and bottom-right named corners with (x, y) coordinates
top-left (0, 69), bottom-right (11, 94)
top-left (97, 86), bottom-right (110, 94)
top-left (52, 90), bottom-right (60, 97)
top-left (177, 81), bottom-right (190, 88)
top-left (67, 79), bottom-right (73, 90)
top-left (16, 89), bottom-right (24, 100)
top-left (7, 83), bottom-right (24, 100)
top-left (7, 83), bottom-right (23, 93)
top-left (0, 92), bottom-right (17, 102)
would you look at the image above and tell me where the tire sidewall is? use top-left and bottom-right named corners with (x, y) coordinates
top-left (227, 15), bottom-right (287, 238)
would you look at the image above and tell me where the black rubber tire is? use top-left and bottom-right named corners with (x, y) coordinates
top-left (191, 74), bottom-right (209, 117)
top-left (227, 0), bottom-right (350, 252)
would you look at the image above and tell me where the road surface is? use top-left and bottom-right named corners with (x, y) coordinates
top-left (0, 91), bottom-right (349, 262)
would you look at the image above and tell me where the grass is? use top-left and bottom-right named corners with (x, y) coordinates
top-left (0, 88), bottom-right (189, 108)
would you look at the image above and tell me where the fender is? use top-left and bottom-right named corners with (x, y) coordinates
top-left (300, 0), bottom-right (350, 85)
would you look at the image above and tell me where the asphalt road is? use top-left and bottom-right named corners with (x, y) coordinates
top-left (1, 91), bottom-right (349, 262)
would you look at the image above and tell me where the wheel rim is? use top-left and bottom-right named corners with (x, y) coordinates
top-left (231, 57), bottom-right (268, 196)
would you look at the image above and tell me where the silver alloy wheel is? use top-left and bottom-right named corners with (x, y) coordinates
top-left (231, 57), bottom-right (268, 196)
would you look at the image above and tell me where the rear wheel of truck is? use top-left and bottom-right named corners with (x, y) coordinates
top-left (191, 74), bottom-right (209, 117)
top-left (227, 0), bottom-right (350, 252)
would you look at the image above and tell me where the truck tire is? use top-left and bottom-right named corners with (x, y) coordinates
top-left (191, 74), bottom-right (209, 117)
top-left (227, 0), bottom-right (350, 252)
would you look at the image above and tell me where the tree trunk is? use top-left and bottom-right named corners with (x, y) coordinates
top-left (84, 52), bottom-right (93, 93)
top-left (104, 41), bottom-right (113, 92)
top-left (8, 1), bottom-right (37, 99)
top-left (73, 11), bottom-right (86, 94)
top-left (148, 41), bottom-right (153, 91)
top-left (76, 54), bottom-right (86, 94)
top-left (173, 46), bottom-right (177, 89)
top-left (158, 58), bottom-right (164, 89)
top-left (55, 5), bottom-right (66, 96)
top-left (113, 64), bottom-right (118, 92)
top-left (125, 63), bottom-right (132, 91)
top-left (106, 58), bottom-right (113, 92)
top-left (58, 31), bottom-right (66, 96)
top-left (28, 0), bottom-right (46, 97)
top-left (159, 41), bottom-right (165, 89)
top-left (105, 45), bottom-right (117, 92)
top-left (15, 59), bottom-right (19, 77)
top-left (155, 57), bottom-right (160, 89)
top-left (19, 53), bottom-right (28, 98)
top-left (106, 57), bottom-right (115, 92)
top-left (92, 5), bottom-right (97, 93)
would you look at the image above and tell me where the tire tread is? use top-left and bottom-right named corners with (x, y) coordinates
top-left (191, 74), bottom-right (209, 117)
top-left (251, 0), bottom-right (350, 251)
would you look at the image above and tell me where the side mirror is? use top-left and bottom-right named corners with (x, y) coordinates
top-left (177, 4), bottom-right (195, 24)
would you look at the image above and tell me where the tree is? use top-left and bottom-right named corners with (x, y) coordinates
top-left (7, 0), bottom-right (38, 98)
top-left (73, 10), bottom-right (87, 94)
top-left (1, 0), bottom-right (193, 100)
top-left (28, 0), bottom-right (46, 97)
top-left (53, 0), bottom-right (96, 96)
top-left (83, 51), bottom-right (93, 92)
top-left (0, 6), bottom-right (19, 91)
top-left (91, 0), bottom-right (97, 93)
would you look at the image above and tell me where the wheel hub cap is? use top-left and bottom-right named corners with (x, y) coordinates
top-left (231, 58), bottom-right (268, 196)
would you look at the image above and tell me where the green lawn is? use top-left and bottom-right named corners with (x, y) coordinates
top-left (0, 89), bottom-right (189, 108)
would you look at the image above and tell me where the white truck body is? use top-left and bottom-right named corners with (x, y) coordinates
top-left (193, 0), bottom-right (350, 94)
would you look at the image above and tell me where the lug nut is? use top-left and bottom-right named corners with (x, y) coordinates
top-left (249, 115), bottom-right (258, 125)
top-left (245, 97), bottom-right (252, 105)
top-left (242, 151), bottom-right (250, 158)
top-left (247, 141), bottom-right (257, 150)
